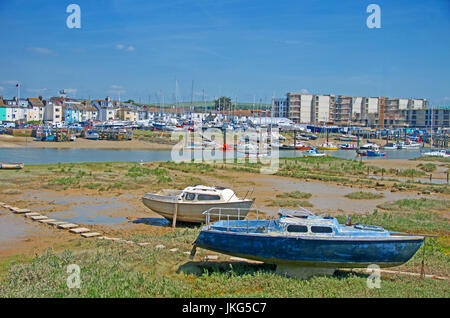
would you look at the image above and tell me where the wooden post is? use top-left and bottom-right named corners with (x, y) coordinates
top-left (429, 174), bottom-right (432, 182)
top-left (172, 202), bottom-right (178, 228)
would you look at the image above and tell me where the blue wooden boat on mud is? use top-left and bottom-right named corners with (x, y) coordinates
top-left (192, 208), bottom-right (424, 277)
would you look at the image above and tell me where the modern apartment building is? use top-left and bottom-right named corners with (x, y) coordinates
top-left (275, 91), bottom-right (430, 127)
top-left (405, 107), bottom-right (449, 128)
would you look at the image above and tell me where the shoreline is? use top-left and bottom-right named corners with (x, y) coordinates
top-left (0, 135), bottom-right (173, 150)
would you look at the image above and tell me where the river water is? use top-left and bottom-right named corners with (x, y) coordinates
top-left (0, 147), bottom-right (430, 165)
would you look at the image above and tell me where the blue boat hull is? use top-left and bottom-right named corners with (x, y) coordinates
top-left (195, 231), bottom-right (424, 268)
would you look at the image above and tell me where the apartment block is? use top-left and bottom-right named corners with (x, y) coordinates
top-left (275, 91), bottom-right (430, 127)
top-left (405, 108), bottom-right (449, 128)
top-left (286, 93), bottom-right (314, 123)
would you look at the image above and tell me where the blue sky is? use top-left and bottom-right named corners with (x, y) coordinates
top-left (0, 0), bottom-right (449, 105)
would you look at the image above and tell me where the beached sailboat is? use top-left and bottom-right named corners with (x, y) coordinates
top-left (317, 142), bottom-right (338, 150)
top-left (142, 185), bottom-right (254, 223)
top-left (192, 208), bottom-right (425, 277)
top-left (338, 143), bottom-right (356, 150)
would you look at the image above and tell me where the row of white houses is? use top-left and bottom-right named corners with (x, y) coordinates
top-left (0, 96), bottom-right (144, 124)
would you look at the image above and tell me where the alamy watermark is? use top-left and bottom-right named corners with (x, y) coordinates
top-left (66, 4), bottom-right (81, 29)
top-left (366, 264), bottom-right (381, 289)
top-left (366, 4), bottom-right (381, 29)
top-left (66, 264), bottom-right (81, 289)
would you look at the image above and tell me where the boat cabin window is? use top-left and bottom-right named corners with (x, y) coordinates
top-left (287, 225), bottom-right (308, 233)
top-left (183, 192), bottom-right (196, 201)
top-left (311, 226), bottom-right (333, 234)
top-left (197, 194), bottom-right (221, 201)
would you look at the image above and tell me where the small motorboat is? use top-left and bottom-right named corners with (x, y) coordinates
top-left (381, 142), bottom-right (398, 150)
top-left (359, 141), bottom-right (379, 150)
top-left (317, 142), bottom-right (338, 150)
top-left (338, 134), bottom-right (358, 142)
top-left (85, 130), bottom-right (100, 140)
top-left (0, 162), bottom-right (24, 169)
top-left (304, 148), bottom-right (326, 157)
top-left (142, 185), bottom-right (254, 223)
top-left (279, 144), bottom-right (295, 150)
top-left (422, 149), bottom-right (450, 158)
top-left (398, 140), bottom-right (421, 150)
top-left (192, 208), bottom-right (425, 278)
top-left (357, 149), bottom-right (386, 157)
top-left (339, 143), bottom-right (356, 150)
top-left (293, 142), bottom-right (311, 151)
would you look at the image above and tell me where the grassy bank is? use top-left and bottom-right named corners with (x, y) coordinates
top-left (0, 161), bottom-right (204, 194)
top-left (0, 198), bottom-right (448, 298)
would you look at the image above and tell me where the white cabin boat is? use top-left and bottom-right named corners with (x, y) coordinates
top-left (142, 185), bottom-right (254, 223)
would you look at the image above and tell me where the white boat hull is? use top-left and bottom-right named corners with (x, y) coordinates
top-left (142, 194), bottom-right (254, 223)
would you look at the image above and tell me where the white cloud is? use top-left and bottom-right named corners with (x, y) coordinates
top-left (64, 88), bottom-right (78, 95)
top-left (116, 44), bottom-right (135, 52)
top-left (300, 88), bottom-right (309, 94)
top-left (2, 80), bottom-right (18, 85)
top-left (28, 47), bottom-right (56, 55)
top-left (27, 88), bottom-right (48, 94)
top-left (109, 86), bottom-right (125, 95)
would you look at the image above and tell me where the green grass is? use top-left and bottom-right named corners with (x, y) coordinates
top-left (267, 199), bottom-right (313, 208)
top-left (417, 163), bottom-right (437, 172)
top-left (276, 191), bottom-right (312, 199)
top-left (0, 228), bottom-right (448, 297)
top-left (345, 191), bottom-right (384, 200)
top-left (412, 156), bottom-right (450, 163)
top-left (0, 197), bottom-right (449, 298)
top-left (398, 169), bottom-right (426, 178)
top-left (377, 198), bottom-right (450, 214)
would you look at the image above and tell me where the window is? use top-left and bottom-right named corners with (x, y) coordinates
top-left (311, 226), bottom-right (333, 234)
top-left (183, 192), bottom-right (196, 201)
top-left (287, 225), bottom-right (308, 233)
top-left (197, 194), bottom-right (220, 201)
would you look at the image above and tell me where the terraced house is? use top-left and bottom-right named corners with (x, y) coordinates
top-left (93, 96), bottom-right (118, 121)
top-left (0, 97), bottom-right (7, 121)
top-left (26, 97), bottom-right (45, 122)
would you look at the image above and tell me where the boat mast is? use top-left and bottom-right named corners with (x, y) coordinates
top-left (430, 104), bottom-right (434, 148)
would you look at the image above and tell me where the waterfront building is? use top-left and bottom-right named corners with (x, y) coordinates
top-left (117, 107), bottom-right (138, 121)
top-left (43, 100), bottom-right (63, 124)
top-left (94, 96), bottom-right (118, 121)
top-left (26, 97), bottom-right (45, 122)
top-left (273, 98), bottom-right (288, 118)
top-left (405, 107), bottom-right (449, 128)
top-left (276, 91), bottom-right (430, 127)
top-left (0, 97), bottom-right (7, 121)
top-left (286, 93), bottom-right (313, 123)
